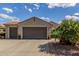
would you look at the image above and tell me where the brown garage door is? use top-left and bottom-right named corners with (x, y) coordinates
top-left (9, 27), bottom-right (17, 39)
top-left (23, 27), bottom-right (47, 39)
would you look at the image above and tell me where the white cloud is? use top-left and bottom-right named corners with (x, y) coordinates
top-left (28, 8), bottom-right (32, 12)
top-left (25, 5), bottom-right (27, 9)
top-left (11, 18), bottom-right (20, 22)
top-left (33, 4), bottom-right (40, 10)
top-left (47, 3), bottom-right (77, 8)
top-left (24, 5), bottom-right (32, 13)
top-left (58, 21), bottom-right (62, 24)
top-left (65, 12), bottom-right (79, 21)
top-left (11, 17), bottom-right (20, 22)
top-left (65, 15), bottom-right (79, 20)
top-left (0, 13), bottom-right (12, 19)
top-left (74, 13), bottom-right (79, 16)
top-left (2, 8), bottom-right (13, 13)
top-left (0, 13), bottom-right (20, 22)
top-left (40, 17), bottom-right (50, 21)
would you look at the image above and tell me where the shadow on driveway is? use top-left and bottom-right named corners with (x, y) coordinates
top-left (38, 42), bottom-right (79, 56)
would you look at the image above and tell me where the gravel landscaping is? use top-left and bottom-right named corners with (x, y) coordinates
top-left (48, 39), bottom-right (79, 56)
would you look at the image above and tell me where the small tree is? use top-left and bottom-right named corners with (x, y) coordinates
top-left (59, 19), bottom-right (79, 45)
top-left (51, 28), bottom-right (62, 41)
top-left (51, 19), bottom-right (79, 46)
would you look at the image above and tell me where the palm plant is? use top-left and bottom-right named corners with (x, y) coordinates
top-left (59, 19), bottom-right (79, 45)
top-left (51, 19), bottom-right (79, 45)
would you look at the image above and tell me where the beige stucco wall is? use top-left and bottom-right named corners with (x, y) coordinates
top-left (18, 18), bottom-right (52, 39)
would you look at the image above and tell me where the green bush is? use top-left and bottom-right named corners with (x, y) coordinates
top-left (51, 19), bottom-right (79, 45)
top-left (51, 28), bottom-right (63, 41)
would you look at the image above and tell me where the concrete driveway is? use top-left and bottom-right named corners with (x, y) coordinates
top-left (0, 39), bottom-right (49, 56)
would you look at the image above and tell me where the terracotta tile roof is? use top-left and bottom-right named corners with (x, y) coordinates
top-left (4, 21), bottom-right (20, 26)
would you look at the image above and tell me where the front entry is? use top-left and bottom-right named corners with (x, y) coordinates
top-left (9, 27), bottom-right (17, 39)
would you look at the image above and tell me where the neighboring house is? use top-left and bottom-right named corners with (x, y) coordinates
top-left (0, 24), bottom-right (5, 39)
top-left (50, 21), bottom-right (59, 29)
top-left (4, 17), bottom-right (57, 39)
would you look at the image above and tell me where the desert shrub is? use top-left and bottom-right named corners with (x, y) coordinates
top-left (51, 19), bottom-right (79, 45)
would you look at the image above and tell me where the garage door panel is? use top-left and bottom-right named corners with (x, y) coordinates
top-left (23, 27), bottom-right (47, 39)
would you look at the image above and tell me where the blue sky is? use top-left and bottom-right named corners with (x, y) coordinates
top-left (0, 3), bottom-right (79, 24)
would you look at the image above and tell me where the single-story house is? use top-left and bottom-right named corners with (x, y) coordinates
top-left (4, 17), bottom-right (57, 39)
top-left (50, 21), bottom-right (59, 29)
